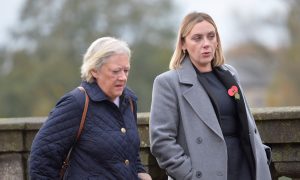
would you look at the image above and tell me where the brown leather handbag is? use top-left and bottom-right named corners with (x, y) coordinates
top-left (60, 86), bottom-right (89, 179)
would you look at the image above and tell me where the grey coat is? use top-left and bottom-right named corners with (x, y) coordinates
top-left (149, 58), bottom-right (271, 180)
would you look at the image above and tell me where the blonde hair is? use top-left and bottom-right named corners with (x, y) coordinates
top-left (169, 12), bottom-right (225, 69)
top-left (81, 37), bottom-right (131, 83)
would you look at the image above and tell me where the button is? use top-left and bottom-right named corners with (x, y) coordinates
top-left (196, 137), bottom-right (203, 144)
top-left (195, 171), bottom-right (202, 178)
top-left (254, 128), bottom-right (257, 134)
top-left (121, 128), bottom-right (126, 134)
top-left (216, 171), bottom-right (223, 176)
top-left (124, 159), bottom-right (129, 165)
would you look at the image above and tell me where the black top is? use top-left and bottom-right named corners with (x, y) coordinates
top-left (199, 71), bottom-right (239, 137)
top-left (196, 70), bottom-right (253, 180)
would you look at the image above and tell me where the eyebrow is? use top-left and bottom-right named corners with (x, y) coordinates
top-left (193, 30), bottom-right (215, 35)
top-left (110, 66), bottom-right (130, 70)
top-left (207, 31), bottom-right (216, 34)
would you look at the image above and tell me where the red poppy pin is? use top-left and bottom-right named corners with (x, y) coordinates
top-left (228, 85), bottom-right (240, 100)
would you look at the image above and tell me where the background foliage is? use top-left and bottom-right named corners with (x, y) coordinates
top-left (267, 0), bottom-right (300, 106)
top-left (0, 0), bottom-right (178, 117)
top-left (0, 0), bottom-right (300, 117)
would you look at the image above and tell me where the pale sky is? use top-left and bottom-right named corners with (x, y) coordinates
top-left (177, 0), bottom-right (290, 50)
top-left (0, 0), bottom-right (290, 50)
top-left (0, 0), bottom-right (23, 45)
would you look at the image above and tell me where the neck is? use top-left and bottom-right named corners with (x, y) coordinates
top-left (193, 63), bottom-right (212, 73)
top-left (112, 96), bottom-right (120, 107)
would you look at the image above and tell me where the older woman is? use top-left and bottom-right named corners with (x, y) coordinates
top-left (149, 12), bottom-right (271, 180)
top-left (29, 37), bottom-right (151, 180)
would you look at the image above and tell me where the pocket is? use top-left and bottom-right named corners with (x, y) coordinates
top-left (264, 145), bottom-right (272, 165)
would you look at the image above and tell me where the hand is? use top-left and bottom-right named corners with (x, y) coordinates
top-left (138, 172), bottom-right (152, 180)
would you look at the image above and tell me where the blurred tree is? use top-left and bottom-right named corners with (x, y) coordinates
top-left (267, 0), bottom-right (300, 106)
top-left (225, 42), bottom-right (278, 107)
top-left (225, 8), bottom-right (281, 107)
top-left (224, 1), bottom-right (300, 108)
top-left (0, 0), bottom-right (178, 117)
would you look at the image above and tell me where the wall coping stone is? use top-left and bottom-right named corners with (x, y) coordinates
top-left (252, 106), bottom-right (300, 120)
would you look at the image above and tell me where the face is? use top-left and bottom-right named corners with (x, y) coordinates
top-left (91, 53), bottom-right (130, 101)
top-left (182, 20), bottom-right (218, 72)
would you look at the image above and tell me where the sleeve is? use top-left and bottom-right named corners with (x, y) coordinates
top-left (29, 92), bottom-right (83, 179)
top-left (263, 144), bottom-right (272, 165)
top-left (136, 153), bottom-right (146, 173)
top-left (149, 74), bottom-right (192, 180)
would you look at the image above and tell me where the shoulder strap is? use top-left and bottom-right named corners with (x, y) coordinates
top-left (61, 86), bottom-right (89, 177)
top-left (76, 86), bottom-right (89, 139)
top-left (129, 97), bottom-right (134, 113)
top-left (128, 97), bottom-right (138, 124)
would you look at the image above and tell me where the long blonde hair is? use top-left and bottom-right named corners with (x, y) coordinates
top-left (169, 12), bottom-right (225, 69)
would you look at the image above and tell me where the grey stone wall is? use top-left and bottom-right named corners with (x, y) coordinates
top-left (0, 107), bottom-right (300, 180)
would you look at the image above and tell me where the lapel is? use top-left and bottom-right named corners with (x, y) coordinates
top-left (213, 67), bottom-right (237, 91)
top-left (215, 66), bottom-right (256, 175)
top-left (195, 71), bottom-right (221, 121)
top-left (177, 57), bottom-right (223, 139)
top-left (214, 67), bottom-right (250, 132)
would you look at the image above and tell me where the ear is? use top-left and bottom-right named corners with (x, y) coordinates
top-left (182, 46), bottom-right (186, 52)
top-left (181, 40), bottom-right (186, 50)
top-left (91, 69), bottom-right (98, 79)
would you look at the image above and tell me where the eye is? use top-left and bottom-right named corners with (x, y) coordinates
top-left (192, 35), bottom-right (202, 41)
top-left (125, 67), bottom-right (131, 74)
top-left (208, 32), bottom-right (216, 39)
top-left (112, 69), bottom-right (121, 74)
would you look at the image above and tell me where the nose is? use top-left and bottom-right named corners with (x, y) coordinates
top-left (118, 70), bottom-right (127, 81)
top-left (203, 37), bottom-right (210, 48)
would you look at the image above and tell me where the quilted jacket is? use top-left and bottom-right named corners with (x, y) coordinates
top-left (29, 81), bottom-right (145, 180)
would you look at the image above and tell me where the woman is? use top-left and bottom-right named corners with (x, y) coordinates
top-left (149, 12), bottom-right (271, 180)
top-left (29, 37), bottom-right (151, 180)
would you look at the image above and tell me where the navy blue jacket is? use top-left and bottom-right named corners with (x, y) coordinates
top-left (29, 81), bottom-right (145, 179)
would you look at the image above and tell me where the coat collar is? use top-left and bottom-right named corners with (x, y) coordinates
top-left (80, 81), bottom-right (137, 102)
top-left (214, 67), bottom-right (239, 91)
top-left (177, 56), bottom-right (198, 85)
top-left (177, 56), bottom-right (236, 85)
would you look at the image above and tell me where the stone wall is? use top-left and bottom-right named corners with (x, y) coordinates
top-left (252, 107), bottom-right (300, 180)
top-left (0, 107), bottom-right (299, 180)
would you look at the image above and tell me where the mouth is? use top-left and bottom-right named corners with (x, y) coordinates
top-left (202, 51), bottom-right (211, 55)
top-left (115, 84), bottom-right (125, 89)
top-left (202, 52), bottom-right (211, 57)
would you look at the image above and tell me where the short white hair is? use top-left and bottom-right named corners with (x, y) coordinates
top-left (81, 37), bottom-right (131, 83)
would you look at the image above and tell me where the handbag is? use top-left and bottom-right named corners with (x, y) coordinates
top-left (60, 86), bottom-right (89, 179)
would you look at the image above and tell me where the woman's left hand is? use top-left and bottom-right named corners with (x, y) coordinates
top-left (138, 172), bottom-right (152, 180)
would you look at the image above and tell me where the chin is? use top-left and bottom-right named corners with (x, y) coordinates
top-left (115, 92), bottom-right (123, 97)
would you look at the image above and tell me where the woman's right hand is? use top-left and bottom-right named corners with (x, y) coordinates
top-left (138, 172), bottom-right (152, 180)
